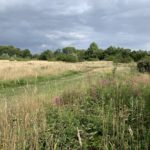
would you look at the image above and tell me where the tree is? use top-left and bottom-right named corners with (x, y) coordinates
top-left (56, 53), bottom-right (79, 62)
top-left (54, 49), bottom-right (62, 56)
top-left (88, 42), bottom-right (99, 52)
top-left (76, 49), bottom-right (86, 61)
top-left (62, 47), bottom-right (76, 54)
top-left (85, 42), bottom-right (100, 59)
top-left (32, 54), bottom-right (40, 59)
top-left (105, 46), bottom-right (118, 56)
top-left (39, 50), bottom-right (54, 60)
top-left (21, 49), bottom-right (32, 58)
top-left (0, 45), bottom-right (21, 57)
top-left (130, 50), bottom-right (149, 62)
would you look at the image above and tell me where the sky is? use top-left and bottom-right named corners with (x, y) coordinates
top-left (0, 0), bottom-right (150, 52)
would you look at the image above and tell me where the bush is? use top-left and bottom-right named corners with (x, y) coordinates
top-left (113, 54), bottom-right (133, 63)
top-left (0, 53), bottom-right (10, 60)
top-left (39, 50), bottom-right (54, 60)
top-left (57, 53), bottom-right (79, 62)
top-left (104, 55), bottom-right (115, 61)
top-left (137, 60), bottom-right (150, 73)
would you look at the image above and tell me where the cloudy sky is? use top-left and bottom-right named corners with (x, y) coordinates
top-left (0, 0), bottom-right (150, 52)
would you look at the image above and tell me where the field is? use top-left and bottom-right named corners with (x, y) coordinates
top-left (0, 60), bottom-right (149, 150)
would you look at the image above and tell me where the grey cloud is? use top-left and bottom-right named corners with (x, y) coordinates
top-left (0, 0), bottom-right (150, 52)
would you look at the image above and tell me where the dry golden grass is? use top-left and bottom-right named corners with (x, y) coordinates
top-left (0, 60), bottom-right (114, 80)
top-left (0, 95), bottom-right (46, 150)
top-left (131, 73), bottom-right (150, 85)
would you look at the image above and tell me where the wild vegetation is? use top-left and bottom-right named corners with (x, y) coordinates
top-left (137, 59), bottom-right (150, 73)
top-left (0, 42), bottom-right (150, 63)
top-left (0, 60), bottom-right (149, 150)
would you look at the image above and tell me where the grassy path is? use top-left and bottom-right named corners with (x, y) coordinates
top-left (0, 68), bottom-right (102, 102)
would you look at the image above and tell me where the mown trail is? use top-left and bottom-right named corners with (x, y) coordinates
top-left (0, 67), bottom-right (102, 102)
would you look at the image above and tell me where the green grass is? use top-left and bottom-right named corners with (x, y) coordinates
top-left (0, 64), bottom-right (149, 150)
top-left (42, 75), bottom-right (150, 150)
top-left (0, 68), bottom-right (102, 102)
top-left (0, 70), bottom-right (82, 89)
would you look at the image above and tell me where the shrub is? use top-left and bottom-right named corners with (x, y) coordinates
top-left (39, 50), bottom-right (54, 60)
top-left (104, 55), bottom-right (115, 61)
top-left (57, 53), bottom-right (79, 62)
top-left (113, 54), bottom-right (133, 63)
top-left (86, 57), bottom-right (99, 61)
top-left (137, 60), bottom-right (150, 73)
top-left (0, 53), bottom-right (10, 60)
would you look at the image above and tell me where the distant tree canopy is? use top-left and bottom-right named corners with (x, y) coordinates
top-left (104, 46), bottom-right (133, 63)
top-left (21, 49), bottom-right (32, 58)
top-left (85, 42), bottom-right (99, 60)
top-left (0, 45), bottom-right (21, 57)
top-left (39, 50), bottom-right (54, 60)
top-left (62, 47), bottom-right (76, 54)
top-left (0, 43), bottom-right (150, 63)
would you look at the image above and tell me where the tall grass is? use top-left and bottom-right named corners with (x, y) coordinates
top-left (0, 60), bottom-right (113, 80)
top-left (42, 74), bottom-right (150, 150)
top-left (0, 61), bottom-right (149, 150)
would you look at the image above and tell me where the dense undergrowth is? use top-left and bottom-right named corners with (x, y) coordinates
top-left (41, 74), bottom-right (150, 150)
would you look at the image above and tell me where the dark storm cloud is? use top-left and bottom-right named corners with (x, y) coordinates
top-left (0, 0), bottom-right (150, 52)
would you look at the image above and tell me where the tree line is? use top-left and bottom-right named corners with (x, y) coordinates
top-left (0, 42), bottom-right (150, 63)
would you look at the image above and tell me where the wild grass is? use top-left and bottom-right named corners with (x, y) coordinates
top-left (0, 61), bottom-right (149, 150)
top-left (0, 60), bottom-right (113, 81)
top-left (43, 73), bottom-right (150, 150)
top-left (0, 70), bottom-right (82, 89)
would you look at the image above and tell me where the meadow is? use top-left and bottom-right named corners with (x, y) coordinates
top-left (0, 60), bottom-right (149, 150)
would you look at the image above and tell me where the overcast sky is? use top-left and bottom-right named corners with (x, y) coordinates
top-left (0, 0), bottom-right (150, 52)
